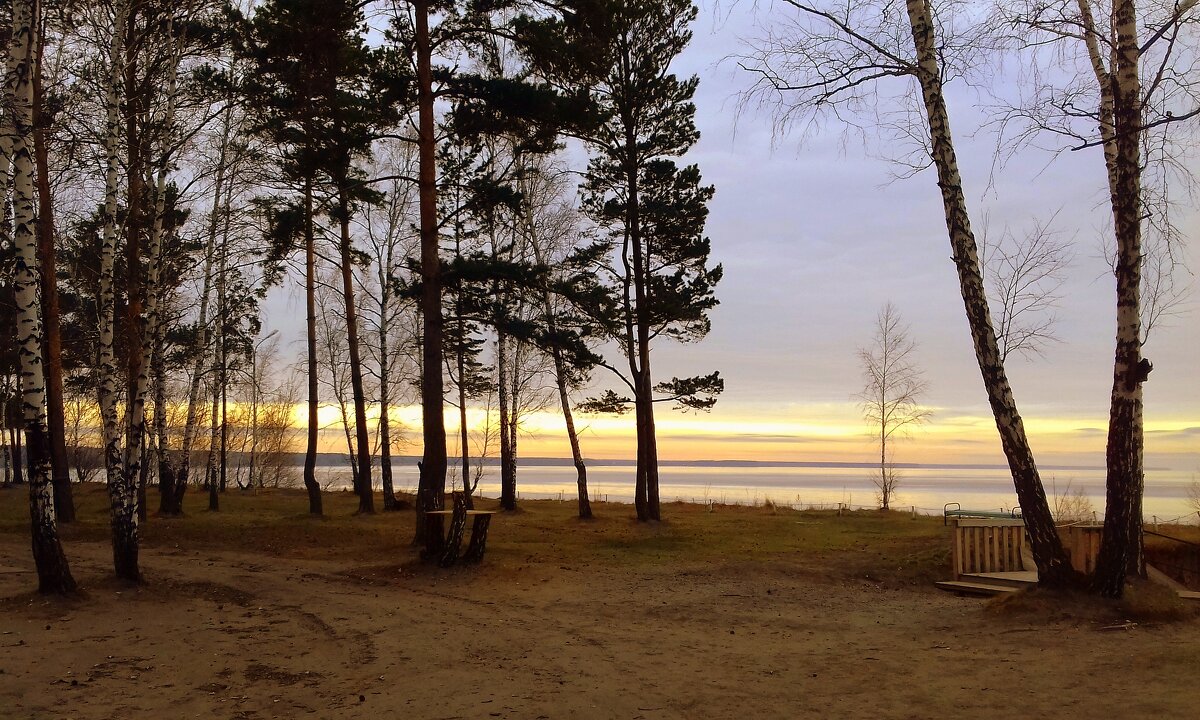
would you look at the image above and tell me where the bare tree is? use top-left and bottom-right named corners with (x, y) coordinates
top-left (857, 303), bottom-right (930, 510)
top-left (517, 158), bottom-right (598, 519)
top-left (64, 391), bottom-right (102, 485)
top-left (316, 270), bottom-right (364, 491)
top-left (989, 0), bottom-right (1200, 595)
top-left (738, 0), bottom-right (1076, 585)
top-left (360, 143), bottom-right (419, 511)
top-left (981, 215), bottom-right (1073, 362)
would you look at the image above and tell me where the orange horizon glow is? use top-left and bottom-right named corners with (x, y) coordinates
top-left (284, 402), bottom-right (1199, 469)
top-left (69, 398), bottom-right (1197, 468)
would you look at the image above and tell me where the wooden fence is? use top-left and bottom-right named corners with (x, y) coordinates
top-left (951, 518), bottom-right (1028, 579)
top-left (1057, 524), bottom-right (1104, 575)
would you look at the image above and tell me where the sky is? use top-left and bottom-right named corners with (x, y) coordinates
top-left (264, 2), bottom-right (1199, 472)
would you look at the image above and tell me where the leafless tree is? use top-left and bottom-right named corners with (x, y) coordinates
top-left (359, 142), bottom-right (420, 510)
top-left (1051, 478), bottom-right (1097, 523)
top-left (316, 269), bottom-right (368, 492)
top-left (63, 392), bottom-right (102, 486)
top-left (857, 303), bottom-right (931, 510)
top-left (980, 214), bottom-right (1074, 361)
top-left (737, 0), bottom-right (1076, 585)
top-left (988, 0), bottom-right (1199, 594)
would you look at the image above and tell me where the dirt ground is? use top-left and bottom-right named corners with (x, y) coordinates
top-left (2, 526), bottom-right (1198, 720)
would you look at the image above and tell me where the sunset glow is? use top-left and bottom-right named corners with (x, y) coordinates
top-left (293, 401), bottom-right (1200, 469)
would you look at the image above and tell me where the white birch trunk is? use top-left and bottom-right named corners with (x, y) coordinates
top-left (7, 0), bottom-right (75, 592)
top-left (142, 20), bottom-right (182, 511)
top-left (903, 0), bottom-right (1073, 584)
top-left (1093, 0), bottom-right (1146, 596)
top-left (97, 0), bottom-right (139, 581)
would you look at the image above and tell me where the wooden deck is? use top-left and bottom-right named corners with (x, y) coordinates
top-left (936, 570), bottom-right (1036, 597)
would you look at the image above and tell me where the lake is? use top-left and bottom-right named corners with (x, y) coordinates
top-left (312, 460), bottom-right (1200, 523)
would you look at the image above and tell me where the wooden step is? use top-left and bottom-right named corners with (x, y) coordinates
top-left (935, 580), bottom-right (1021, 597)
top-left (961, 571), bottom-right (1038, 589)
top-left (1178, 591), bottom-right (1200, 602)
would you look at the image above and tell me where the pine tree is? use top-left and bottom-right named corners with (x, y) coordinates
top-left (522, 0), bottom-right (723, 521)
top-left (239, 0), bottom-right (402, 514)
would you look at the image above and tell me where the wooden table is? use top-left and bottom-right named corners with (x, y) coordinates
top-left (423, 507), bottom-right (498, 567)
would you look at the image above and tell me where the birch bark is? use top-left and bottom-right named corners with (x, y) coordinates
top-left (7, 0), bottom-right (75, 593)
top-left (903, 0), bottom-right (1074, 585)
top-left (97, 0), bottom-right (139, 581)
top-left (143, 20), bottom-right (182, 512)
top-left (30, 14), bottom-right (73, 522)
top-left (1092, 0), bottom-right (1146, 597)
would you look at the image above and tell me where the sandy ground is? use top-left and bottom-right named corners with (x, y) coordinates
top-left (1, 537), bottom-right (1198, 720)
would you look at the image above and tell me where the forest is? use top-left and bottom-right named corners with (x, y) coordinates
top-left (2, 0), bottom-right (1197, 605)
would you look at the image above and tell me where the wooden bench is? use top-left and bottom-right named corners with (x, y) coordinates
top-left (943, 502), bottom-right (1022, 526)
top-left (422, 495), bottom-right (497, 567)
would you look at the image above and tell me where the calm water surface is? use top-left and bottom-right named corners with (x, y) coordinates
top-left (316, 462), bottom-right (1199, 522)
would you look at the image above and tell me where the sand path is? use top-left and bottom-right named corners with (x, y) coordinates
top-left (1, 538), bottom-right (1196, 719)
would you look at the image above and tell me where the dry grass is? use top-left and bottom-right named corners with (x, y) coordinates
top-left (3, 483), bottom-right (1193, 618)
top-left (0, 483), bottom-right (951, 588)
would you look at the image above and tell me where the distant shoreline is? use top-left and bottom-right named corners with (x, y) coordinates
top-left (286, 452), bottom-right (1114, 472)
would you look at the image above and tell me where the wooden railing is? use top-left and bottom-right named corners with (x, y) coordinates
top-left (1057, 524), bottom-right (1104, 575)
top-left (951, 518), bottom-right (1028, 579)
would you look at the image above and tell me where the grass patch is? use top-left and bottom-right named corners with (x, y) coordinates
top-left (1, 483), bottom-right (952, 587)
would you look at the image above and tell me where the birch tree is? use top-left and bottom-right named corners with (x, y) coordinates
top-left (990, 0), bottom-right (1199, 595)
top-left (517, 159), bottom-right (601, 519)
top-left (739, 0), bottom-right (1076, 585)
top-left (95, 0), bottom-right (141, 581)
top-left (361, 145), bottom-right (420, 511)
top-left (6, 0), bottom-right (76, 593)
top-left (522, 0), bottom-right (724, 522)
top-left (31, 3), bottom-right (73, 522)
top-left (857, 303), bottom-right (930, 510)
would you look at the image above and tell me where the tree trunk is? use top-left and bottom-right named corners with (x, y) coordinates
top-left (617, 74), bottom-right (660, 522)
top-left (562, 371), bottom-right (592, 519)
top-left (378, 249), bottom-right (397, 511)
top-left (98, 0), bottom-right (139, 582)
top-left (416, 0), bottom-right (447, 531)
top-left (31, 18), bottom-right (73, 523)
top-left (167, 106), bottom-right (231, 515)
top-left (7, 0), bottom-right (75, 592)
top-left (12, 426), bottom-right (25, 484)
top-left (119, 3), bottom-right (152, 548)
top-left (136, 432), bottom-right (149, 522)
top-left (153, 326), bottom-right (175, 508)
top-left (219, 339), bottom-right (227, 496)
top-left (137, 26), bottom-right (179, 524)
top-left (337, 200), bottom-right (374, 514)
top-left (457, 318), bottom-right (473, 509)
top-left (498, 333), bottom-right (515, 510)
top-left (302, 180), bottom-right (323, 515)
top-left (880, 425), bottom-right (889, 510)
top-left (1092, 0), bottom-right (1146, 598)
top-left (1, 424), bottom-right (10, 486)
top-left (904, 0), bottom-right (1073, 586)
top-left (206, 375), bottom-right (219, 511)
